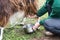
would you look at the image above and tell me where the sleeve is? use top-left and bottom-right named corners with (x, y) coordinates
top-left (36, 1), bottom-right (48, 17)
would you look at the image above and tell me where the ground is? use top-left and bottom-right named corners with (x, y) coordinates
top-left (3, 26), bottom-right (60, 40)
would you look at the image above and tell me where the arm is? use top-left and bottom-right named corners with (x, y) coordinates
top-left (28, 0), bottom-right (48, 18)
top-left (36, 1), bottom-right (48, 17)
top-left (32, 0), bottom-right (54, 30)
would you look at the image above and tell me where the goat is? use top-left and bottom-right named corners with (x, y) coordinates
top-left (0, 0), bottom-right (39, 40)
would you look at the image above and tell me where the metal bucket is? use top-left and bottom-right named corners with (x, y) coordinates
top-left (23, 24), bottom-right (34, 34)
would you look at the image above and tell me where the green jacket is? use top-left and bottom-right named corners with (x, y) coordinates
top-left (37, 0), bottom-right (60, 25)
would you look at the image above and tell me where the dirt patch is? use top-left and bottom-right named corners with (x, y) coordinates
top-left (31, 31), bottom-right (60, 40)
top-left (39, 36), bottom-right (60, 40)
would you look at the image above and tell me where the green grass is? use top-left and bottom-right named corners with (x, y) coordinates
top-left (3, 13), bottom-right (48, 40)
top-left (3, 27), bottom-right (43, 40)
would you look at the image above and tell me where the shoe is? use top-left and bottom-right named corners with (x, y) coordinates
top-left (44, 31), bottom-right (54, 36)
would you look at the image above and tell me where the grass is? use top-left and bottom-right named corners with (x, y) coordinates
top-left (3, 13), bottom-right (48, 40)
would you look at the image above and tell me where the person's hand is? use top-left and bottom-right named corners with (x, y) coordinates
top-left (32, 22), bottom-right (40, 31)
top-left (28, 15), bottom-right (38, 18)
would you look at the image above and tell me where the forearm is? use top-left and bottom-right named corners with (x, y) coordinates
top-left (36, 6), bottom-right (47, 17)
top-left (35, 17), bottom-right (41, 27)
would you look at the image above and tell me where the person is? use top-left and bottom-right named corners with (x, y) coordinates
top-left (29, 0), bottom-right (60, 36)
